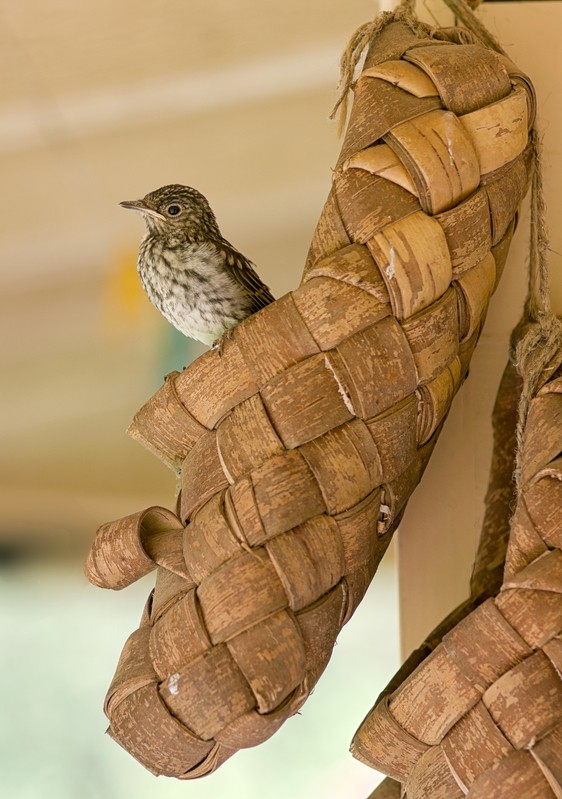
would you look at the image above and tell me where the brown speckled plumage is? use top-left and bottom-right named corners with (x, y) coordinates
top-left (121, 184), bottom-right (275, 346)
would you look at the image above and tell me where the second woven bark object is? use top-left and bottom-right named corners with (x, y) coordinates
top-left (86, 19), bottom-right (535, 778)
top-left (355, 341), bottom-right (562, 798)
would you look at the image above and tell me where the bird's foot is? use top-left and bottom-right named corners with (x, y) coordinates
top-left (211, 328), bottom-right (234, 357)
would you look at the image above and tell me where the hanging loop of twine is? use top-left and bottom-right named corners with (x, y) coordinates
top-left (513, 132), bottom-right (562, 485)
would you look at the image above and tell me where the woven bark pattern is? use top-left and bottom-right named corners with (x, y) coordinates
top-left (86, 21), bottom-right (534, 778)
top-left (354, 351), bottom-right (562, 798)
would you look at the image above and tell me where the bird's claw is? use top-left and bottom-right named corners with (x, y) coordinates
top-left (211, 328), bottom-right (234, 357)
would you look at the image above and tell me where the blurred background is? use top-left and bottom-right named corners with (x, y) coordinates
top-left (0, 1), bottom-right (398, 797)
top-left (1, 0), bottom-right (383, 558)
top-left (2, 1), bottom-right (562, 797)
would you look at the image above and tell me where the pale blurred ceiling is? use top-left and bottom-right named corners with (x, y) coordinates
top-left (0, 0), bottom-right (381, 555)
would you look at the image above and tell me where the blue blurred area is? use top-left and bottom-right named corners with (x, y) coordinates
top-left (156, 325), bottom-right (206, 389)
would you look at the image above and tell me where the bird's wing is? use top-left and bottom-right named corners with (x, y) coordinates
top-left (210, 238), bottom-right (275, 313)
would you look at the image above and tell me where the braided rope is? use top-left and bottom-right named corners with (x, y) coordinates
top-left (514, 132), bottom-right (562, 486)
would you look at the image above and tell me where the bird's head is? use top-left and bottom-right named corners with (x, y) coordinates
top-left (120, 184), bottom-right (221, 241)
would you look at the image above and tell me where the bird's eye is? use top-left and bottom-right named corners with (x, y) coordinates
top-left (166, 204), bottom-right (181, 216)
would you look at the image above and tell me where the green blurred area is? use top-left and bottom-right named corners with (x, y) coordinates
top-left (0, 555), bottom-right (397, 798)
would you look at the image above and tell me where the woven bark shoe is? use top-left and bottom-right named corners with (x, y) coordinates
top-left (86, 18), bottom-right (535, 779)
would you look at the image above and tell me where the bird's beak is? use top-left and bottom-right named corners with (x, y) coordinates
top-left (119, 199), bottom-right (165, 220)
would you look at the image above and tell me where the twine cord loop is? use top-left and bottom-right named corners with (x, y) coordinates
top-left (512, 129), bottom-right (562, 488)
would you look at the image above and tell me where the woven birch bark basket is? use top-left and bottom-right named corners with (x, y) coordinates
top-left (356, 329), bottom-right (562, 799)
top-left (85, 5), bottom-right (535, 779)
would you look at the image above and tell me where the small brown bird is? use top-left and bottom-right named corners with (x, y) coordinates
top-left (120, 184), bottom-right (275, 346)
